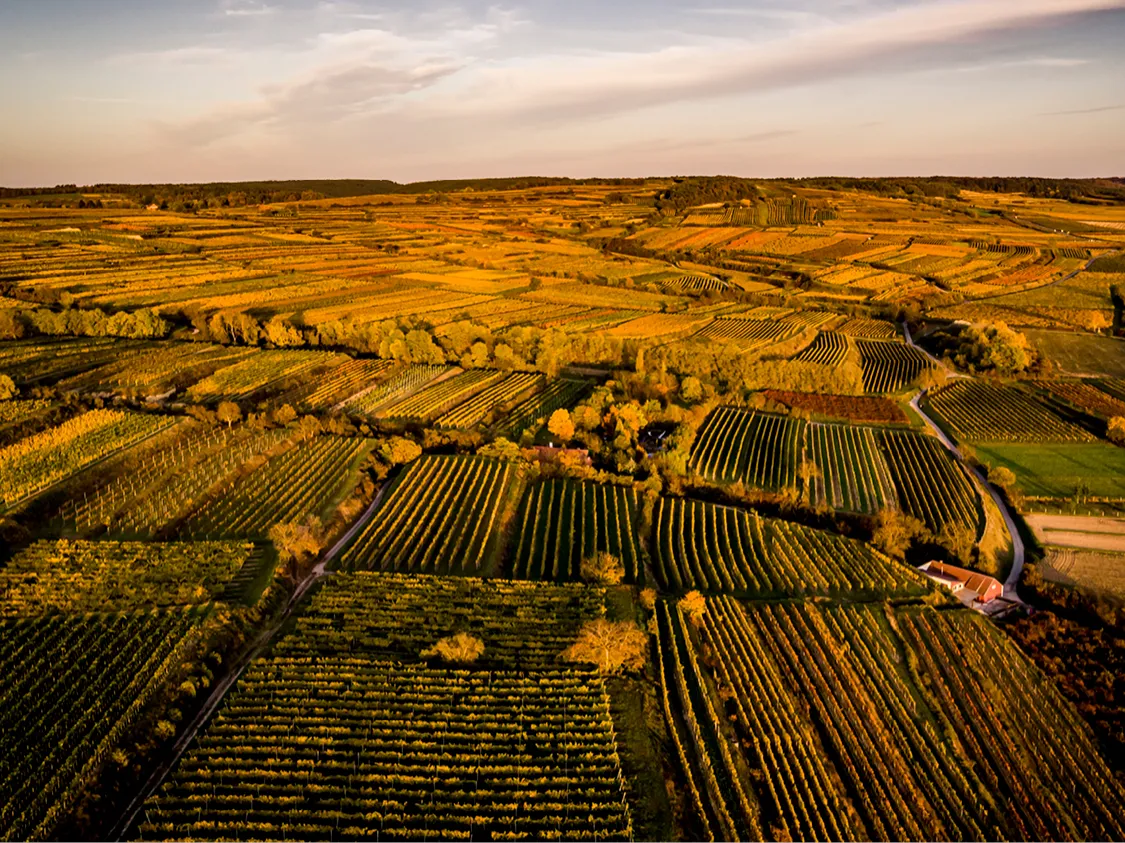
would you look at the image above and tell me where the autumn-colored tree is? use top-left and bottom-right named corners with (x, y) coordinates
top-left (678, 590), bottom-right (708, 626)
top-left (580, 552), bottom-right (625, 585)
top-left (988, 465), bottom-right (1017, 490)
top-left (638, 587), bottom-right (658, 611)
top-left (561, 619), bottom-right (648, 674)
top-left (298, 414), bottom-right (322, 440)
top-left (0, 374), bottom-right (16, 400)
top-left (872, 508), bottom-right (927, 559)
top-left (273, 403), bottom-right (297, 426)
top-left (380, 436), bottom-right (422, 465)
top-left (938, 522), bottom-right (976, 565)
top-left (216, 401), bottom-right (241, 429)
top-left (423, 632), bottom-right (485, 664)
top-left (547, 408), bottom-right (575, 444)
top-left (1108, 417), bottom-right (1125, 446)
top-left (1086, 312), bottom-right (1112, 334)
top-left (680, 375), bottom-right (703, 404)
top-left (269, 518), bottom-right (322, 580)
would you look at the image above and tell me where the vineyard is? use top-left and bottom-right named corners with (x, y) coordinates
top-left (688, 408), bottom-right (804, 491)
top-left (376, 368), bottom-right (502, 422)
top-left (659, 597), bottom-right (1125, 841)
top-left (138, 573), bottom-right (632, 841)
top-left (650, 496), bottom-right (928, 597)
top-left (278, 357), bottom-right (397, 411)
top-left (1035, 379), bottom-right (1125, 419)
top-left (341, 364), bottom-right (449, 416)
top-left (856, 340), bottom-right (934, 393)
top-left (60, 425), bottom-right (290, 537)
top-left (338, 455), bottom-right (517, 575)
top-left (494, 377), bottom-right (591, 439)
top-left (695, 318), bottom-right (800, 350)
top-left (509, 477), bottom-right (644, 583)
top-left (0, 609), bottom-right (203, 841)
top-left (433, 371), bottom-right (543, 429)
top-left (0, 409), bottom-right (172, 509)
top-left (764, 390), bottom-right (908, 424)
top-left (179, 436), bottom-right (373, 539)
top-left (2, 182), bottom-right (1125, 843)
top-left (793, 331), bottom-right (850, 366)
top-left (877, 429), bottom-right (981, 533)
top-left (0, 337), bottom-right (149, 385)
top-left (807, 423), bottom-right (897, 514)
top-left (0, 539), bottom-right (255, 615)
top-left (57, 343), bottom-right (257, 397)
top-left (928, 380), bottom-right (1095, 442)
top-left (186, 350), bottom-right (342, 403)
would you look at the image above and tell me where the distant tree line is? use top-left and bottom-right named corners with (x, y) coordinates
top-left (0, 177), bottom-right (648, 209)
top-left (786, 176), bottom-right (1125, 205)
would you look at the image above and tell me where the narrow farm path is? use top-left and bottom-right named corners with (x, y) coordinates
top-left (909, 391), bottom-right (1026, 599)
top-left (110, 480), bottom-right (390, 840)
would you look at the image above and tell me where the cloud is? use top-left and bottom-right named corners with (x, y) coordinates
top-left (950, 56), bottom-right (1091, 72)
top-left (1043, 103), bottom-right (1125, 115)
top-left (222, 1), bottom-right (278, 17)
top-left (411, 0), bottom-right (1125, 122)
top-left (149, 0), bottom-right (1125, 164)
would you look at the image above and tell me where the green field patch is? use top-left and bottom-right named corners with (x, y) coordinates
top-left (976, 442), bottom-right (1125, 501)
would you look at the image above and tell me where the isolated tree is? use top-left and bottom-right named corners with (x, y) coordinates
top-left (580, 551), bottom-right (625, 585)
top-left (0, 374), bottom-right (16, 400)
top-left (871, 508), bottom-right (926, 559)
top-left (216, 401), bottom-right (241, 429)
top-left (547, 408), bottom-right (575, 444)
top-left (988, 465), bottom-right (1018, 490)
top-left (678, 590), bottom-right (708, 626)
top-left (269, 519), bottom-right (322, 578)
top-left (1108, 417), bottom-right (1125, 446)
top-left (561, 619), bottom-right (648, 674)
top-left (638, 587), bottom-right (658, 611)
top-left (1086, 312), bottom-right (1112, 334)
top-left (423, 632), bottom-right (485, 665)
top-left (380, 436), bottom-right (422, 465)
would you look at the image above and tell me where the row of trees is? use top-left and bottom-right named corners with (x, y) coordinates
top-left (0, 303), bottom-right (170, 340)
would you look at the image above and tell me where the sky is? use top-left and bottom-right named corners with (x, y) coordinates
top-left (1, 0), bottom-right (1124, 186)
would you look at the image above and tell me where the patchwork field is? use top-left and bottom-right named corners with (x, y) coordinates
top-left (2, 177), bottom-right (1124, 842)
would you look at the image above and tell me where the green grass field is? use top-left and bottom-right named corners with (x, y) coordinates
top-left (1024, 330), bottom-right (1125, 379)
top-left (976, 442), bottom-right (1125, 500)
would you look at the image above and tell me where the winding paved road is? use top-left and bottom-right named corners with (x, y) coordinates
top-left (909, 391), bottom-right (1025, 599)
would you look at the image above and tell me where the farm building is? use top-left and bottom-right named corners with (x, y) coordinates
top-left (918, 560), bottom-right (1004, 604)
